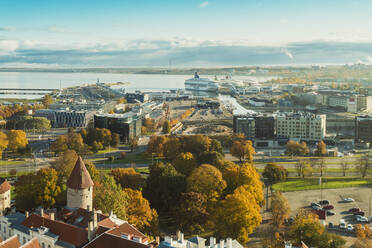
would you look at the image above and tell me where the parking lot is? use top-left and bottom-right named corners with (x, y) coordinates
top-left (283, 187), bottom-right (372, 230)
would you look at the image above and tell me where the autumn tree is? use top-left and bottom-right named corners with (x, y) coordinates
top-left (314, 158), bottom-right (327, 177)
top-left (143, 118), bottom-right (156, 133)
top-left (123, 188), bottom-right (159, 236)
top-left (177, 192), bottom-right (208, 234)
top-left (222, 162), bottom-right (264, 205)
top-left (230, 140), bottom-right (256, 162)
top-left (271, 192), bottom-right (290, 228)
top-left (187, 164), bottom-right (227, 201)
top-left (67, 132), bottom-right (85, 154)
top-left (51, 149), bottom-right (78, 181)
top-left (110, 168), bottom-right (144, 190)
top-left (288, 210), bottom-right (345, 248)
top-left (51, 135), bottom-right (68, 155)
top-left (7, 129), bottom-right (28, 153)
top-left (42, 95), bottom-right (53, 108)
top-left (315, 140), bottom-right (327, 156)
top-left (262, 163), bottom-right (288, 184)
top-left (198, 151), bottom-right (224, 168)
top-left (34, 168), bottom-right (62, 208)
top-left (173, 152), bottom-right (198, 176)
top-left (181, 135), bottom-right (211, 157)
top-left (85, 161), bottom-right (100, 183)
top-left (215, 186), bottom-right (262, 244)
top-left (163, 137), bottom-right (181, 161)
top-left (162, 120), bottom-right (171, 134)
top-left (147, 136), bottom-right (168, 156)
top-left (0, 131), bottom-right (8, 158)
top-left (94, 174), bottom-right (128, 220)
top-left (295, 160), bottom-right (312, 178)
top-left (285, 140), bottom-right (309, 156)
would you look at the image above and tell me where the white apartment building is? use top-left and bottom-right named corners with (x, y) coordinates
top-left (276, 113), bottom-right (326, 141)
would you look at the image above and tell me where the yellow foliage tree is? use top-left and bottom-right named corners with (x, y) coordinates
top-left (123, 188), bottom-right (159, 236)
top-left (7, 129), bottom-right (28, 152)
top-left (0, 131), bottom-right (8, 158)
top-left (215, 185), bottom-right (262, 244)
top-left (230, 140), bottom-right (256, 162)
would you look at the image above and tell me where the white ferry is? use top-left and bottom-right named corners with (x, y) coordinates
top-left (184, 72), bottom-right (219, 92)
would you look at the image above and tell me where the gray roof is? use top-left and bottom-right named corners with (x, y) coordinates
top-left (188, 236), bottom-right (206, 245)
top-left (2, 212), bottom-right (25, 226)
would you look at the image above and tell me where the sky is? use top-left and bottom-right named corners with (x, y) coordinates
top-left (1, 0), bottom-right (372, 67)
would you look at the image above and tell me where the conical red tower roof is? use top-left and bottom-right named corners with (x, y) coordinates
top-left (66, 156), bottom-right (94, 190)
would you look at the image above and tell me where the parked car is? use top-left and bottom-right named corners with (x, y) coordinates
top-left (356, 216), bottom-right (369, 223)
top-left (327, 210), bottom-right (336, 216)
top-left (319, 200), bottom-right (330, 205)
top-left (323, 205), bottom-right (334, 210)
top-left (311, 202), bottom-right (321, 208)
top-left (339, 219), bottom-right (346, 229)
top-left (343, 198), bottom-right (354, 203)
top-left (349, 207), bottom-right (361, 213)
top-left (347, 224), bottom-right (354, 231)
top-left (354, 211), bottom-right (365, 216)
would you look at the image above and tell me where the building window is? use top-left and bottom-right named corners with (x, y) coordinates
top-left (8, 230), bottom-right (11, 236)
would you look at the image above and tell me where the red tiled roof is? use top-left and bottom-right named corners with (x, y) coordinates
top-left (57, 208), bottom-right (109, 229)
top-left (82, 233), bottom-right (149, 248)
top-left (0, 180), bottom-right (11, 194)
top-left (21, 238), bottom-right (40, 248)
top-left (107, 223), bottom-right (148, 243)
top-left (21, 214), bottom-right (89, 247)
top-left (97, 218), bottom-right (116, 229)
top-left (66, 157), bottom-right (94, 190)
top-left (0, 235), bottom-right (21, 248)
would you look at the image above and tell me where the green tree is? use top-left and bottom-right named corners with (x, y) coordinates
top-left (67, 132), bottom-right (85, 154)
top-left (198, 151), bottom-right (224, 167)
top-left (163, 137), bottom-right (181, 161)
top-left (110, 133), bottom-right (120, 147)
top-left (147, 135), bottom-right (168, 156)
top-left (110, 168), bottom-right (144, 190)
top-left (94, 174), bottom-right (128, 220)
top-left (51, 135), bottom-right (68, 155)
top-left (14, 173), bottom-right (38, 211)
top-left (262, 163), bottom-right (288, 184)
top-left (177, 192), bottom-right (208, 234)
top-left (173, 152), bottom-right (198, 176)
top-left (162, 120), bottom-right (171, 134)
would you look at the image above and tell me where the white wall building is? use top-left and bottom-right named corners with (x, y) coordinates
top-left (276, 112), bottom-right (326, 141)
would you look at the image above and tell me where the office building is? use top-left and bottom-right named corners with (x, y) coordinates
top-left (355, 115), bottom-right (372, 143)
top-left (35, 109), bottom-right (95, 128)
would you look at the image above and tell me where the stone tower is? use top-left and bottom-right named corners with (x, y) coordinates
top-left (66, 156), bottom-right (94, 209)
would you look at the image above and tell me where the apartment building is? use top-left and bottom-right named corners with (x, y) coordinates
top-left (233, 114), bottom-right (275, 140)
top-left (355, 115), bottom-right (372, 143)
top-left (276, 112), bottom-right (326, 141)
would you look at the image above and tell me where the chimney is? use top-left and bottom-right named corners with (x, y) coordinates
top-left (210, 237), bottom-right (216, 247)
top-left (220, 240), bottom-right (224, 248)
top-left (50, 212), bottom-right (55, 221)
top-left (93, 211), bottom-right (98, 229)
top-left (226, 238), bottom-right (232, 248)
top-left (180, 233), bottom-right (184, 243)
top-left (40, 208), bottom-right (44, 217)
top-left (88, 221), bottom-right (95, 241)
top-left (177, 230), bottom-right (181, 241)
top-left (25, 211), bottom-right (29, 218)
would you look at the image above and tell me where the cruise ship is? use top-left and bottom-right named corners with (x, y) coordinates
top-left (184, 72), bottom-right (219, 92)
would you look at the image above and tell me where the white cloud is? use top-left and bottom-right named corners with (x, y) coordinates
top-left (199, 1), bottom-right (209, 8)
top-left (0, 40), bottom-right (19, 55)
top-left (47, 26), bottom-right (69, 33)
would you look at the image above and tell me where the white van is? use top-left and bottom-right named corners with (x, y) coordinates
top-left (339, 219), bottom-right (346, 229)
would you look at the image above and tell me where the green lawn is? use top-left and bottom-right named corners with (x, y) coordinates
top-left (272, 177), bottom-right (372, 192)
top-left (0, 160), bottom-right (24, 166)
